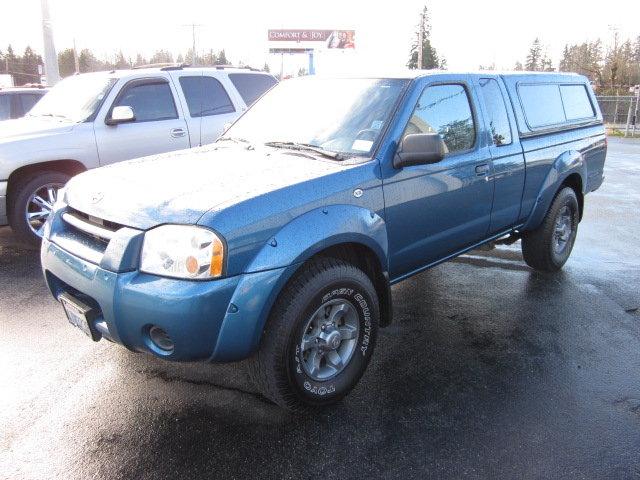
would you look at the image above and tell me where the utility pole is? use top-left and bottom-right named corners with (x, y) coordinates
top-left (73, 38), bottom-right (80, 74)
top-left (417, 10), bottom-right (424, 69)
top-left (182, 24), bottom-right (204, 66)
top-left (40, 0), bottom-right (60, 85)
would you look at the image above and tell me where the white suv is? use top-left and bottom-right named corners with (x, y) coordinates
top-left (0, 65), bottom-right (277, 244)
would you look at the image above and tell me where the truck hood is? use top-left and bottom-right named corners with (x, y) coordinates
top-left (64, 145), bottom-right (347, 229)
top-left (0, 117), bottom-right (75, 143)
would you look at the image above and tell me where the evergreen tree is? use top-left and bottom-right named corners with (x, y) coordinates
top-left (407, 4), bottom-right (445, 69)
top-left (525, 38), bottom-right (543, 70)
top-left (215, 49), bottom-right (229, 65)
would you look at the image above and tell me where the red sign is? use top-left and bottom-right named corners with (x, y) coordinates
top-left (268, 29), bottom-right (355, 49)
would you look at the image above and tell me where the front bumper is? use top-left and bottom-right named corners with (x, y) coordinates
top-left (41, 238), bottom-right (288, 362)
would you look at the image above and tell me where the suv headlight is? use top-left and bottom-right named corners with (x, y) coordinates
top-left (140, 225), bottom-right (225, 279)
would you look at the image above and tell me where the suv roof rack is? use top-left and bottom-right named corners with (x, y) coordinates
top-left (214, 64), bottom-right (261, 72)
top-left (132, 63), bottom-right (191, 71)
top-left (131, 63), bottom-right (265, 73)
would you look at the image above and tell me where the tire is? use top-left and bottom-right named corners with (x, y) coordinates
top-left (521, 187), bottom-right (580, 272)
top-left (8, 170), bottom-right (69, 247)
top-left (248, 256), bottom-right (379, 411)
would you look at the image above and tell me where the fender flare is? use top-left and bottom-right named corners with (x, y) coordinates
top-left (245, 204), bottom-right (388, 274)
top-left (211, 205), bottom-right (389, 361)
top-left (521, 149), bottom-right (587, 232)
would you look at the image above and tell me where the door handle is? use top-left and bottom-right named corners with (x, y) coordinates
top-left (475, 164), bottom-right (490, 176)
top-left (170, 128), bottom-right (186, 138)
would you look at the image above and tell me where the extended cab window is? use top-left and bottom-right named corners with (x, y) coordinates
top-left (479, 78), bottom-right (512, 146)
top-left (560, 85), bottom-right (595, 120)
top-left (114, 81), bottom-right (178, 122)
top-left (228, 73), bottom-right (277, 107)
top-left (404, 84), bottom-right (475, 154)
top-left (179, 76), bottom-right (235, 117)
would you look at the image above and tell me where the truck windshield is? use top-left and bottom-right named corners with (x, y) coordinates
top-left (222, 77), bottom-right (409, 157)
top-left (28, 75), bottom-right (116, 122)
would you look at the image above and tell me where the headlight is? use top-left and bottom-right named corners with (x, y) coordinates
top-left (140, 225), bottom-right (225, 280)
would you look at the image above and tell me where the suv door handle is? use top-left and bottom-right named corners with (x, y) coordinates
top-left (170, 128), bottom-right (186, 138)
top-left (475, 164), bottom-right (490, 176)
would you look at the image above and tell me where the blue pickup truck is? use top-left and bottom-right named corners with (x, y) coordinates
top-left (41, 71), bottom-right (606, 410)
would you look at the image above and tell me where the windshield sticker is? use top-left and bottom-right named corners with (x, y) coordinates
top-left (371, 120), bottom-right (384, 130)
top-left (352, 139), bottom-right (373, 151)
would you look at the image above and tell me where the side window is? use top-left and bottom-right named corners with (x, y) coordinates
top-left (478, 78), bottom-right (512, 146)
top-left (228, 73), bottom-right (277, 107)
top-left (114, 81), bottom-right (178, 122)
top-left (0, 95), bottom-right (10, 120)
top-left (519, 84), bottom-right (565, 128)
top-left (179, 76), bottom-right (235, 117)
top-left (19, 94), bottom-right (41, 114)
top-left (560, 85), bottom-right (595, 120)
top-left (404, 84), bottom-right (475, 154)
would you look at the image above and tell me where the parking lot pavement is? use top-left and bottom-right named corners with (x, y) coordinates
top-left (1, 137), bottom-right (639, 480)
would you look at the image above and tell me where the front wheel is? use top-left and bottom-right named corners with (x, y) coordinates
top-left (8, 171), bottom-right (69, 247)
top-left (521, 187), bottom-right (580, 272)
top-left (249, 257), bottom-right (379, 411)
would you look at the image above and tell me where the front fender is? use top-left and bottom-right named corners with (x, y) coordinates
top-left (245, 204), bottom-right (388, 274)
top-left (522, 150), bottom-right (586, 231)
top-left (210, 205), bottom-right (389, 361)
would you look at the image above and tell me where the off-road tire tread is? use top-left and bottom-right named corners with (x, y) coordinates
top-left (247, 256), bottom-right (378, 412)
top-left (521, 187), bottom-right (578, 272)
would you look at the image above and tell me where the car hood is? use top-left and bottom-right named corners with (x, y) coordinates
top-left (0, 117), bottom-right (75, 143)
top-left (64, 145), bottom-right (349, 229)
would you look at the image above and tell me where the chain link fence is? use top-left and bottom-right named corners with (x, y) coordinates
top-left (596, 95), bottom-right (639, 136)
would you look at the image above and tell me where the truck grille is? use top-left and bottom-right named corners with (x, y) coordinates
top-left (61, 208), bottom-right (122, 246)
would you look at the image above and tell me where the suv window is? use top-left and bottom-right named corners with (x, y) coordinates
top-left (404, 84), bottom-right (475, 154)
top-left (560, 84), bottom-right (595, 120)
top-left (0, 95), bottom-right (10, 120)
top-left (114, 81), bottom-right (178, 122)
top-left (479, 78), bottom-right (512, 146)
top-left (19, 93), bottom-right (41, 114)
top-left (179, 76), bottom-right (235, 117)
top-left (228, 73), bottom-right (277, 107)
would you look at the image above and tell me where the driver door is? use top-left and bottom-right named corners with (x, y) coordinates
top-left (94, 77), bottom-right (190, 165)
top-left (383, 78), bottom-right (494, 279)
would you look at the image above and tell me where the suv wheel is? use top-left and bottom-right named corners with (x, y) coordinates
top-left (8, 171), bottom-right (69, 246)
top-left (521, 187), bottom-right (579, 272)
top-left (249, 256), bottom-right (379, 411)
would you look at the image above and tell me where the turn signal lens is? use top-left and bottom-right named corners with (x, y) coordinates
top-left (210, 238), bottom-right (224, 277)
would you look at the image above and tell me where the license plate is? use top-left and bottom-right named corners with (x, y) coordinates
top-left (59, 292), bottom-right (99, 341)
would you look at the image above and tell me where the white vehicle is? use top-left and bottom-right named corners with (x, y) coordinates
top-left (0, 65), bottom-right (277, 244)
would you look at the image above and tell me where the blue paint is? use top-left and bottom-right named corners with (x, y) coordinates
top-left (41, 71), bottom-right (606, 363)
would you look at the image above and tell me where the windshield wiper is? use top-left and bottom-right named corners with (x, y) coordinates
top-left (216, 137), bottom-right (254, 148)
top-left (29, 113), bottom-right (71, 121)
top-left (264, 141), bottom-right (345, 161)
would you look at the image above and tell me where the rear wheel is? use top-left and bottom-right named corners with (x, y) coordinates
top-left (248, 256), bottom-right (379, 411)
top-left (8, 171), bottom-right (69, 246)
top-left (521, 187), bottom-right (579, 272)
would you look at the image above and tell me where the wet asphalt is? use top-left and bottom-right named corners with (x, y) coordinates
top-left (1, 137), bottom-right (639, 480)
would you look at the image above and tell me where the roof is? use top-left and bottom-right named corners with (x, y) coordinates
top-left (73, 65), bottom-right (273, 80)
top-left (312, 69), bottom-right (585, 81)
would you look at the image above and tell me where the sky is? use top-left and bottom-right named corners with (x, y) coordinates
top-left (1, 0), bottom-right (639, 76)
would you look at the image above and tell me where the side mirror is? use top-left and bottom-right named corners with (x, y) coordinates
top-left (106, 105), bottom-right (135, 125)
top-left (393, 133), bottom-right (444, 169)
